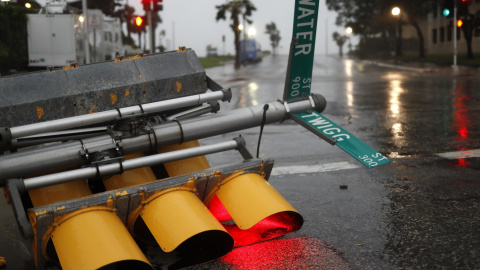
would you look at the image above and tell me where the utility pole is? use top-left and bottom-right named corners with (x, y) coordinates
top-left (82, 0), bottom-right (90, 64)
top-left (148, 9), bottom-right (154, 53)
top-left (453, 0), bottom-right (458, 72)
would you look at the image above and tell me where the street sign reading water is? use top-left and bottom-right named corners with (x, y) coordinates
top-left (285, 0), bottom-right (390, 168)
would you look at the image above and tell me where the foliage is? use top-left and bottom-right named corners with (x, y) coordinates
top-left (332, 32), bottom-right (348, 57)
top-left (199, 56), bottom-right (235, 69)
top-left (326, 0), bottom-right (440, 58)
top-left (215, 0), bottom-right (256, 70)
top-left (0, 4), bottom-right (29, 74)
top-left (265, 22), bottom-right (281, 56)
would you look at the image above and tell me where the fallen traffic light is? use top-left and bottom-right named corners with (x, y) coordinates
top-left (103, 149), bottom-right (234, 265)
top-left (28, 180), bottom-right (151, 270)
top-left (205, 172), bottom-right (304, 246)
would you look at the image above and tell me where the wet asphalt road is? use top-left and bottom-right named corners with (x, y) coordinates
top-left (1, 55), bottom-right (479, 269)
top-left (194, 55), bottom-right (480, 269)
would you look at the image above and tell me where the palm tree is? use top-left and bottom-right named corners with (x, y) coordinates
top-left (265, 22), bottom-right (281, 56)
top-left (216, 0), bottom-right (256, 69)
top-left (332, 32), bottom-right (348, 57)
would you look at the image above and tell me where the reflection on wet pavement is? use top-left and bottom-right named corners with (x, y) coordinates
top-left (188, 237), bottom-right (350, 270)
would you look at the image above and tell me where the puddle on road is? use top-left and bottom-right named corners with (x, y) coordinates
top-left (188, 237), bottom-right (350, 270)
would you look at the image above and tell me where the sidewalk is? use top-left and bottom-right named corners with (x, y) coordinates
top-left (361, 58), bottom-right (480, 76)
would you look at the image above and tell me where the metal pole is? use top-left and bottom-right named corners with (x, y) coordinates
top-left (93, 28), bottom-right (96, 62)
top-left (82, 0), bottom-right (90, 64)
top-left (148, 10), bottom-right (154, 53)
top-left (172, 21), bottom-right (175, 50)
top-left (453, 0), bottom-right (458, 72)
top-left (325, 19), bottom-right (328, 55)
top-left (9, 90), bottom-right (230, 139)
top-left (23, 139), bottom-right (241, 190)
top-left (0, 96), bottom-right (325, 182)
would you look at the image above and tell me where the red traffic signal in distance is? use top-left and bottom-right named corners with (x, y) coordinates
top-left (457, 19), bottom-right (464, 27)
top-left (154, 0), bottom-right (163, 11)
top-left (135, 16), bottom-right (144, 27)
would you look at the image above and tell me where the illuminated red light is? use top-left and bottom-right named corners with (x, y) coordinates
top-left (208, 195), bottom-right (302, 247)
top-left (208, 195), bottom-right (232, 221)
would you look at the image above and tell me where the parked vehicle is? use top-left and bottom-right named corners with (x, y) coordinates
top-left (240, 39), bottom-right (262, 64)
top-left (27, 1), bottom-right (123, 68)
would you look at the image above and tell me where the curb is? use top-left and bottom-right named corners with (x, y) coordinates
top-left (361, 60), bottom-right (437, 73)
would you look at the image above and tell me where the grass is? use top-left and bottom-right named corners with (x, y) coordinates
top-left (198, 56), bottom-right (234, 68)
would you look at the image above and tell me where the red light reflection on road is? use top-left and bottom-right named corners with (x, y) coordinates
top-left (454, 83), bottom-right (471, 142)
top-left (451, 158), bottom-right (470, 167)
top-left (220, 237), bottom-right (349, 270)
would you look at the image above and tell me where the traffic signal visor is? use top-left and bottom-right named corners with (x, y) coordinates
top-left (49, 207), bottom-right (151, 270)
top-left (205, 172), bottom-right (304, 246)
top-left (105, 149), bottom-right (233, 263)
top-left (28, 179), bottom-right (151, 270)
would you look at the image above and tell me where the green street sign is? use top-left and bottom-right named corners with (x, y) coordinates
top-left (284, 0), bottom-right (319, 101)
top-left (291, 111), bottom-right (390, 168)
top-left (284, 0), bottom-right (390, 168)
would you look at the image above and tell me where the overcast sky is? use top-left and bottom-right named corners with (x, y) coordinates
top-left (128, 0), bottom-right (349, 57)
top-left (36, 0), bottom-right (350, 57)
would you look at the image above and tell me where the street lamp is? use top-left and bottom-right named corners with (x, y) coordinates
top-left (391, 7), bottom-right (400, 16)
top-left (247, 27), bottom-right (256, 38)
top-left (345, 27), bottom-right (353, 35)
top-left (345, 27), bottom-right (353, 55)
top-left (391, 7), bottom-right (402, 59)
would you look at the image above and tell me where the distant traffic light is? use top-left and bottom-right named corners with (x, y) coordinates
top-left (153, 0), bottom-right (163, 11)
top-left (443, 8), bottom-right (450, 17)
top-left (142, 0), bottom-right (164, 11)
top-left (135, 16), bottom-right (144, 27)
top-left (457, 19), bottom-right (464, 27)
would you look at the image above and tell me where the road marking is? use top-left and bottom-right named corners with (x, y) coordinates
top-left (436, 149), bottom-right (480, 159)
top-left (271, 162), bottom-right (359, 176)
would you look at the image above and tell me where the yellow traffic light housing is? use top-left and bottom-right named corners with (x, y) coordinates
top-left (129, 183), bottom-right (233, 257)
top-left (205, 172), bottom-right (303, 246)
top-left (27, 180), bottom-right (151, 270)
top-left (103, 148), bottom-right (234, 265)
top-left (47, 207), bottom-right (151, 270)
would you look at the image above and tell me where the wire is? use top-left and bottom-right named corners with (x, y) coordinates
top-left (256, 104), bottom-right (269, 158)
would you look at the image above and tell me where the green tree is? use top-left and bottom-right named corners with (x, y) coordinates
top-left (332, 31), bottom-right (348, 57)
top-left (215, 0), bottom-right (256, 69)
top-left (114, 4), bottom-right (135, 44)
top-left (0, 4), bottom-right (29, 74)
top-left (327, 0), bottom-right (440, 58)
top-left (456, 1), bottom-right (479, 59)
top-left (265, 22), bottom-right (281, 56)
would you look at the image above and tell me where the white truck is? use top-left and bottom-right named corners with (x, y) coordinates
top-left (27, 1), bottom-right (123, 68)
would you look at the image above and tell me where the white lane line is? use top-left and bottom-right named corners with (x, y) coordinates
top-left (436, 149), bottom-right (480, 159)
top-left (271, 162), bottom-right (360, 176)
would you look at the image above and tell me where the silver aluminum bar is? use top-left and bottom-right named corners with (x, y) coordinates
top-left (23, 139), bottom-right (240, 190)
top-left (10, 91), bottom-right (227, 139)
top-left (1, 95), bottom-right (322, 183)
